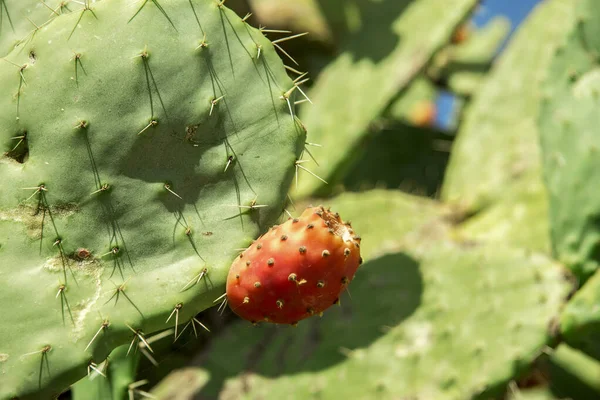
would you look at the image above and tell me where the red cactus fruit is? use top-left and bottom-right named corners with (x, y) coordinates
top-left (226, 206), bottom-right (362, 325)
top-left (451, 23), bottom-right (471, 44)
top-left (410, 101), bottom-right (437, 127)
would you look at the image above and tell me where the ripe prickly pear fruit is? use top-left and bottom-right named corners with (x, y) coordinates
top-left (226, 206), bottom-right (362, 325)
top-left (410, 101), bottom-right (438, 127)
top-left (451, 23), bottom-right (471, 44)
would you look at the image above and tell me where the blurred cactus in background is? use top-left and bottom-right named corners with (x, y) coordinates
top-left (2, 0), bottom-right (600, 399)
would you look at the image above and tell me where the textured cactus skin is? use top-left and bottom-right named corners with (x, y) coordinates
top-left (507, 388), bottom-right (559, 400)
top-left (248, 0), bottom-right (332, 46)
top-left (561, 270), bottom-right (600, 359)
top-left (442, 0), bottom-right (576, 214)
top-left (70, 345), bottom-right (137, 400)
top-left (150, 368), bottom-right (210, 399)
top-left (538, 0), bottom-right (600, 280)
top-left (0, 0), bottom-right (100, 57)
top-left (180, 190), bottom-right (571, 400)
top-left (292, 0), bottom-right (479, 198)
top-left (385, 77), bottom-right (438, 127)
top-left (454, 178), bottom-right (551, 253)
top-left (428, 17), bottom-right (511, 97)
top-left (226, 206), bottom-right (361, 325)
top-left (441, 0), bottom-right (577, 257)
top-left (548, 344), bottom-right (600, 398)
top-left (0, 0), bottom-right (303, 397)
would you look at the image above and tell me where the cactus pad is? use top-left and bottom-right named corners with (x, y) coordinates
top-left (292, 0), bottom-right (479, 198)
top-left (538, 0), bottom-right (600, 279)
top-left (561, 269), bottom-right (600, 360)
top-left (0, 0), bottom-right (98, 57)
top-left (179, 190), bottom-right (571, 399)
top-left (442, 0), bottom-right (577, 213)
top-left (428, 17), bottom-right (511, 97)
top-left (0, 0), bottom-right (303, 397)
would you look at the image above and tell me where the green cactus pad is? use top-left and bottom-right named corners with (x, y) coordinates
top-left (385, 76), bottom-right (438, 126)
top-left (170, 190), bottom-right (571, 400)
top-left (0, 0), bottom-right (303, 397)
top-left (248, 0), bottom-right (332, 46)
top-left (151, 367), bottom-right (210, 400)
top-left (538, 0), bottom-right (600, 279)
top-left (442, 0), bottom-right (577, 214)
top-left (507, 388), bottom-right (559, 400)
top-left (453, 177), bottom-right (550, 253)
top-left (561, 269), bottom-right (600, 359)
top-left (291, 0), bottom-right (478, 198)
top-left (0, 0), bottom-right (98, 57)
top-left (547, 343), bottom-right (600, 398)
top-left (428, 17), bottom-right (511, 97)
top-left (70, 344), bottom-right (137, 400)
top-left (340, 123), bottom-right (450, 197)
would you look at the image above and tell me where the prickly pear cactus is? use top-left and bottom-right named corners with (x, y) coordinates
top-left (442, 0), bottom-right (577, 255)
top-left (548, 343), bottom-right (600, 397)
top-left (428, 16), bottom-right (511, 97)
top-left (453, 178), bottom-right (551, 253)
top-left (248, 0), bottom-right (333, 46)
top-left (385, 77), bottom-right (438, 127)
top-left (442, 0), bottom-right (577, 214)
top-left (70, 344), bottom-right (137, 400)
top-left (538, 0), bottom-right (600, 280)
top-left (561, 269), bottom-right (600, 359)
top-left (226, 206), bottom-right (362, 325)
top-left (507, 388), bottom-right (559, 400)
top-left (174, 190), bottom-right (571, 400)
top-left (0, 0), bottom-right (100, 57)
top-left (0, 0), bottom-right (304, 398)
top-left (292, 0), bottom-right (479, 198)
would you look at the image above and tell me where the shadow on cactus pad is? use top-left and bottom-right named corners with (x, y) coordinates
top-left (316, 0), bottom-right (407, 63)
top-left (183, 251), bottom-right (423, 398)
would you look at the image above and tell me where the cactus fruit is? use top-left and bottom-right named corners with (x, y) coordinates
top-left (0, 0), bottom-right (304, 397)
top-left (451, 23), bottom-right (471, 44)
top-left (385, 77), bottom-right (439, 127)
top-left (176, 190), bottom-right (572, 399)
top-left (409, 101), bottom-right (438, 127)
top-left (226, 206), bottom-right (361, 325)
